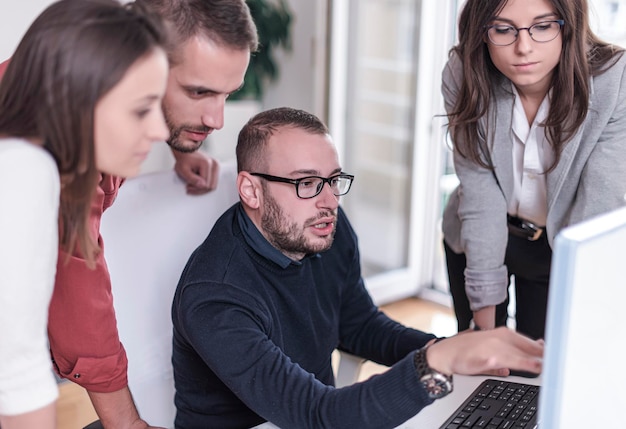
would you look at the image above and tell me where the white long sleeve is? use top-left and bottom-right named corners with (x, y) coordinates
top-left (0, 139), bottom-right (60, 415)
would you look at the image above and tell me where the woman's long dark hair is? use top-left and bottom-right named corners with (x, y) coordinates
top-left (447, 0), bottom-right (624, 170)
top-left (0, 0), bottom-right (168, 265)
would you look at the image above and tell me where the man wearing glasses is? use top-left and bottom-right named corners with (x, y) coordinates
top-left (171, 107), bottom-right (543, 429)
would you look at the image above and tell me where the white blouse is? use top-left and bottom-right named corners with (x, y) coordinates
top-left (0, 139), bottom-right (59, 415)
top-left (508, 85), bottom-right (555, 226)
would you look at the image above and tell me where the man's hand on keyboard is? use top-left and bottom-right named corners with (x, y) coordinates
top-left (425, 327), bottom-right (543, 377)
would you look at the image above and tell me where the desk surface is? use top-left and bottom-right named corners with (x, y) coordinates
top-left (253, 374), bottom-right (541, 429)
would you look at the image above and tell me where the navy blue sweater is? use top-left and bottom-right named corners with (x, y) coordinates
top-left (172, 204), bottom-right (437, 429)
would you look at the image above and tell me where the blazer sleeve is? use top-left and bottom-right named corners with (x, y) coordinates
top-left (441, 52), bottom-right (509, 311)
top-left (568, 54), bottom-right (626, 225)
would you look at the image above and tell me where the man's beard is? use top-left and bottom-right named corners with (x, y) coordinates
top-left (163, 105), bottom-right (210, 153)
top-left (261, 191), bottom-right (336, 258)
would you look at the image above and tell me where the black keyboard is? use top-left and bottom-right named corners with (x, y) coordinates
top-left (438, 379), bottom-right (539, 429)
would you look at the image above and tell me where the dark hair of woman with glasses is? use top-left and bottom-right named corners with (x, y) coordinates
top-left (441, 0), bottom-right (626, 340)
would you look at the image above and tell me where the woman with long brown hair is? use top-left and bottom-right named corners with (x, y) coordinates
top-left (442, 0), bottom-right (626, 340)
top-left (0, 0), bottom-right (169, 426)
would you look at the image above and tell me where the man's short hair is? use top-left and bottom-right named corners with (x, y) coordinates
top-left (134, 0), bottom-right (258, 64)
top-left (236, 107), bottom-right (329, 173)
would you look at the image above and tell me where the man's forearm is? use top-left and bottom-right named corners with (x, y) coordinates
top-left (87, 387), bottom-right (149, 429)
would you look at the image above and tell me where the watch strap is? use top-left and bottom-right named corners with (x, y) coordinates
top-left (413, 346), bottom-right (453, 399)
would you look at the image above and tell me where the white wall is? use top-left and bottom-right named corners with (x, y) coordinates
top-left (0, 0), bottom-right (56, 61)
top-left (262, 0), bottom-right (327, 117)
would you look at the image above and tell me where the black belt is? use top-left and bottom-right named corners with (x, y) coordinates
top-left (507, 215), bottom-right (545, 241)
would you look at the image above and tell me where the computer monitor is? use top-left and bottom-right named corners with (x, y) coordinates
top-left (539, 206), bottom-right (626, 428)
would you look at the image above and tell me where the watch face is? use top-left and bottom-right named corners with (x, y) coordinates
top-left (423, 373), bottom-right (452, 399)
top-left (414, 348), bottom-right (453, 399)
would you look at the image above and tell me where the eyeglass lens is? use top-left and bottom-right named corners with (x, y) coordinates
top-left (298, 176), bottom-right (352, 198)
top-left (487, 21), bottom-right (562, 46)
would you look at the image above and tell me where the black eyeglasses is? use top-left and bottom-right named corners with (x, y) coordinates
top-left (250, 172), bottom-right (354, 199)
top-left (485, 20), bottom-right (564, 46)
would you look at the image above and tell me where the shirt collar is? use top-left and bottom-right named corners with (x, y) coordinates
top-left (510, 83), bottom-right (551, 142)
top-left (236, 204), bottom-right (306, 268)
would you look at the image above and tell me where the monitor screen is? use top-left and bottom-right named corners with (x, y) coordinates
top-left (539, 206), bottom-right (626, 428)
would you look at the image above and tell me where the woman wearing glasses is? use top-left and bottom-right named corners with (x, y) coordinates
top-left (441, 0), bottom-right (626, 340)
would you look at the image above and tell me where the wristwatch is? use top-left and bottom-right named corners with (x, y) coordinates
top-left (413, 346), bottom-right (453, 399)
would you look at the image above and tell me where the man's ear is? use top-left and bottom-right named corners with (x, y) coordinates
top-left (237, 172), bottom-right (261, 209)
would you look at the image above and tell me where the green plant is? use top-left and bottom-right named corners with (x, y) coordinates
top-left (230, 0), bottom-right (293, 101)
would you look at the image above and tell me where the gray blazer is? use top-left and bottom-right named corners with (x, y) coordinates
top-left (442, 51), bottom-right (626, 310)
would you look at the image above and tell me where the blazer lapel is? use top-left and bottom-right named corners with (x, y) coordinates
top-left (491, 82), bottom-right (515, 202)
top-left (545, 75), bottom-right (594, 212)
